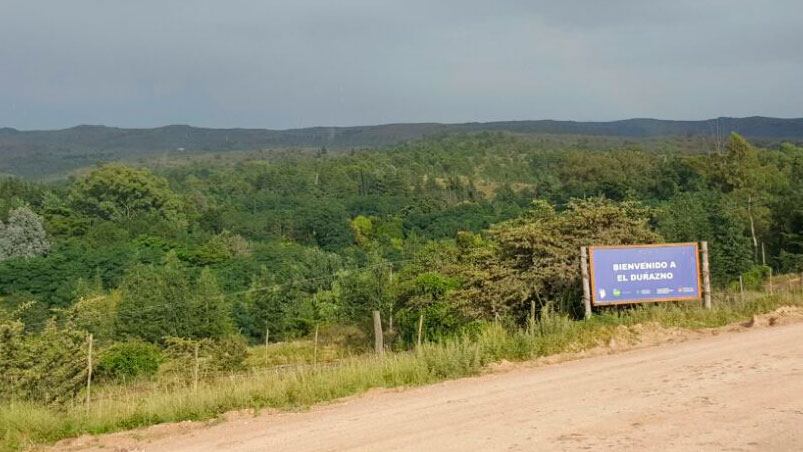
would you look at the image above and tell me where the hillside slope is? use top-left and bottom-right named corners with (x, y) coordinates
top-left (2, 116), bottom-right (802, 177)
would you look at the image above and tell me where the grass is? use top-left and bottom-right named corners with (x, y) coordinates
top-left (1, 290), bottom-right (801, 451)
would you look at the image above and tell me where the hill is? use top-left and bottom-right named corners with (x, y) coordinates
top-left (2, 116), bottom-right (802, 177)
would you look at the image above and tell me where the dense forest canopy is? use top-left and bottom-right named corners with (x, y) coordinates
top-left (3, 117), bottom-right (803, 177)
top-left (1, 132), bottom-right (802, 349)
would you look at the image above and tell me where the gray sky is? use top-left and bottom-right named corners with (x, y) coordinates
top-left (2, 0), bottom-right (801, 130)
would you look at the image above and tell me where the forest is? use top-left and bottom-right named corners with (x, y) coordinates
top-left (1, 131), bottom-right (802, 405)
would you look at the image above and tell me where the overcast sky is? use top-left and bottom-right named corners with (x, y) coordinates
top-left (1, 1), bottom-right (801, 130)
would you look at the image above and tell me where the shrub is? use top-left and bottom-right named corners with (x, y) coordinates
top-left (741, 265), bottom-right (771, 291)
top-left (205, 335), bottom-right (248, 372)
top-left (162, 335), bottom-right (248, 379)
top-left (96, 341), bottom-right (162, 381)
top-left (0, 320), bottom-right (87, 404)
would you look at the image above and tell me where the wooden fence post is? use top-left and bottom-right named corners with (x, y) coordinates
top-left (85, 334), bottom-right (93, 406)
top-left (768, 267), bottom-right (774, 295)
top-left (739, 275), bottom-right (745, 302)
top-left (193, 341), bottom-right (200, 392)
top-left (416, 313), bottom-right (424, 348)
top-left (372, 310), bottom-right (384, 355)
top-left (580, 247), bottom-right (592, 319)
top-left (264, 324), bottom-right (270, 367)
top-left (700, 241), bottom-right (712, 310)
top-left (313, 324), bottom-right (319, 365)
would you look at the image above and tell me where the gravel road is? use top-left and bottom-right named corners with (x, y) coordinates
top-left (67, 321), bottom-right (803, 451)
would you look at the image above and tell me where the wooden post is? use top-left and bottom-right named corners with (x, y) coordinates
top-left (264, 324), bottom-right (270, 367)
top-left (700, 241), bottom-right (712, 310)
top-left (372, 310), bottom-right (384, 355)
top-left (761, 242), bottom-right (766, 266)
top-left (313, 324), bottom-right (319, 365)
top-left (85, 334), bottom-right (93, 405)
top-left (529, 300), bottom-right (536, 333)
top-left (739, 275), bottom-right (745, 302)
top-left (193, 341), bottom-right (200, 392)
top-left (416, 313), bottom-right (424, 348)
top-left (768, 267), bottom-right (774, 295)
top-left (580, 247), bottom-right (592, 319)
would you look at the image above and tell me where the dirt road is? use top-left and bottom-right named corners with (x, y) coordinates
top-left (70, 322), bottom-right (803, 451)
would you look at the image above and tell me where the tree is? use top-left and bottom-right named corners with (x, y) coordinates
top-left (69, 164), bottom-right (182, 223)
top-left (0, 206), bottom-right (51, 261)
top-left (190, 268), bottom-right (233, 338)
top-left (116, 252), bottom-right (194, 343)
top-left (450, 198), bottom-right (661, 320)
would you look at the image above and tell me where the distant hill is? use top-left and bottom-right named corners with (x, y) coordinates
top-left (2, 116), bottom-right (802, 177)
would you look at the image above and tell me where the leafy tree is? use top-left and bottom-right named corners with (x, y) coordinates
top-left (116, 252), bottom-right (194, 343)
top-left (0, 206), bottom-right (51, 261)
top-left (69, 164), bottom-right (183, 223)
top-left (451, 198), bottom-right (660, 320)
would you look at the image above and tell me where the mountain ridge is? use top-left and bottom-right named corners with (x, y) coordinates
top-left (2, 116), bottom-right (802, 177)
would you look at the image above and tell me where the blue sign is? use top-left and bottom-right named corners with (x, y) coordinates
top-left (589, 243), bottom-right (701, 305)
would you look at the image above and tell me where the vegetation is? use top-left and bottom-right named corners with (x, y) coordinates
top-left (1, 291), bottom-right (800, 450)
top-left (1, 131), bottom-right (802, 449)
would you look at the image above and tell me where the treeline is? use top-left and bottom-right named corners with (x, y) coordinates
top-left (1, 132), bottom-right (801, 366)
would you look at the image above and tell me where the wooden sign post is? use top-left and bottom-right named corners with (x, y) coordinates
top-left (700, 241), bottom-right (712, 309)
top-left (580, 247), bottom-right (592, 319)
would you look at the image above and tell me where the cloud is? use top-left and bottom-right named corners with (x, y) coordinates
top-left (1, 0), bottom-right (801, 129)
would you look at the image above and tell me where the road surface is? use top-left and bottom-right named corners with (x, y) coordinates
top-left (70, 322), bottom-right (803, 451)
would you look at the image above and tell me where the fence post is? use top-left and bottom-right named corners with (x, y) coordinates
top-left (372, 310), bottom-right (384, 355)
top-left (700, 241), bottom-right (712, 310)
top-left (193, 341), bottom-right (200, 392)
top-left (416, 312), bottom-right (424, 348)
top-left (768, 267), bottom-right (774, 295)
top-left (580, 247), bottom-right (592, 319)
top-left (264, 324), bottom-right (270, 367)
top-left (85, 334), bottom-right (93, 406)
top-left (739, 275), bottom-right (745, 302)
top-left (313, 324), bottom-right (319, 365)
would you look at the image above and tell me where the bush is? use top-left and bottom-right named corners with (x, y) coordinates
top-left (0, 320), bottom-right (87, 404)
top-left (728, 265), bottom-right (771, 291)
top-left (162, 335), bottom-right (248, 379)
top-left (205, 335), bottom-right (248, 372)
top-left (96, 341), bottom-right (162, 381)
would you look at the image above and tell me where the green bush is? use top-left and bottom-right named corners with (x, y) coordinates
top-left (728, 265), bottom-right (771, 291)
top-left (95, 341), bottom-right (162, 381)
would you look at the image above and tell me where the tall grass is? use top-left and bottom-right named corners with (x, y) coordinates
top-left (1, 291), bottom-right (800, 451)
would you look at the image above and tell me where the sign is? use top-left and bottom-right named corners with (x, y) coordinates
top-left (589, 243), bottom-right (701, 305)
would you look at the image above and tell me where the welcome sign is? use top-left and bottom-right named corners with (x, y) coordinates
top-left (589, 243), bottom-right (701, 305)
